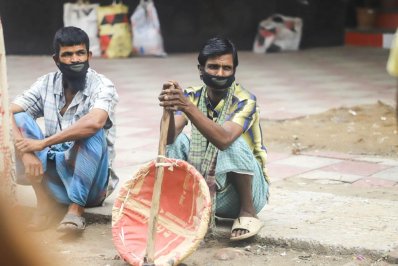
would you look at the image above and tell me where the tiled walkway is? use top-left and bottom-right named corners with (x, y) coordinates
top-left (6, 46), bottom-right (397, 200)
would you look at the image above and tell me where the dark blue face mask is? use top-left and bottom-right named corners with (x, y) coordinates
top-left (201, 71), bottom-right (235, 90)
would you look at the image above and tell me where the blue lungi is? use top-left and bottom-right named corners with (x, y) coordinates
top-left (14, 112), bottom-right (109, 207)
top-left (167, 133), bottom-right (269, 219)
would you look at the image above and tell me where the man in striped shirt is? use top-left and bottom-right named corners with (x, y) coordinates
top-left (11, 27), bottom-right (118, 233)
top-left (159, 37), bottom-right (269, 241)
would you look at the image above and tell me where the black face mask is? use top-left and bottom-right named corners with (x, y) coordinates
top-left (57, 61), bottom-right (89, 92)
top-left (201, 71), bottom-right (235, 90)
top-left (58, 61), bottom-right (89, 79)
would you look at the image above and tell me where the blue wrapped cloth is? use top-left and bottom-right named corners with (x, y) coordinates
top-left (167, 133), bottom-right (269, 218)
top-left (14, 112), bottom-right (109, 207)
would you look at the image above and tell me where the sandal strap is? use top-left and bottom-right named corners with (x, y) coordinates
top-left (59, 213), bottom-right (86, 228)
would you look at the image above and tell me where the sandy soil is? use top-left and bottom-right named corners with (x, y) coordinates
top-left (262, 101), bottom-right (398, 158)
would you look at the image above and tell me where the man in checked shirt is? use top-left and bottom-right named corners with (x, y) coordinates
top-left (11, 26), bottom-right (119, 233)
top-left (159, 37), bottom-right (269, 241)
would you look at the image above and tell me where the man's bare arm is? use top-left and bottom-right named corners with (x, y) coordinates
top-left (10, 103), bottom-right (44, 179)
top-left (160, 82), bottom-right (243, 150)
top-left (165, 114), bottom-right (187, 144)
top-left (10, 103), bottom-right (25, 140)
top-left (45, 108), bottom-right (108, 144)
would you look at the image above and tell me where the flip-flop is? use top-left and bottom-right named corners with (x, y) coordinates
top-left (56, 213), bottom-right (86, 233)
top-left (230, 217), bottom-right (264, 241)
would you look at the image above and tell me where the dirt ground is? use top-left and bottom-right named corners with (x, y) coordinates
top-left (29, 221), bottom-right (391, 266)
top-left (262, 101), bottom-right (398, 158)
top-left (20, 102), bottom-right (398, 266)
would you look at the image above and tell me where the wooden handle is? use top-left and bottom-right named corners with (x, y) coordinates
top-left (145, 108), bottom-right (171, 264)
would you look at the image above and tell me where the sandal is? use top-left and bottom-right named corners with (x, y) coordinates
top-left (230, 217), bottom-right (264, 241)
top-left (56, 213), bottom-right (86, 233)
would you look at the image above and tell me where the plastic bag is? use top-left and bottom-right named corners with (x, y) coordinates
top-left (130, 0), bottom-right (166, 56)
top-left (253, 14), bottom-right (303, 54)
top-left (97, 0), bottom-right (132, 58)
top-left (63, 1), bottom-right (101, 57)
top-left (387, 29), bottom-right (398, 77)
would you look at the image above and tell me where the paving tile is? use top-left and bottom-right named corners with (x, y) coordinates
top-left (114, 137), bottom-right (157, 150)
top-left (113, 160), bottom-right (136, 168)
top-left (320, 160), bottom-right (390, 176)
top-left (352, 177), bottom-right (397, 188)
top-left (371, 167), bottom-right (398, 182)
top-left (114, 152), bottom-right (156, 166)
top-left (313, 179), bottom-right (346, 185)
top-left (266, 152), bottom-right (291, 163)
top-left (266, 163), bottom-right (311, 182)
top-left (114, 116), bottom-right (140, 125)
top-left (354, 156), bottom-right (398, 167)
top-left (271, 155), bottom-right (341, 169)
top-left (115, 126), bottom-right (152, 137)
top-left (301, 151), bottom-right (357, 160)
top-left (115, 106), bottom-right (138, 114)
top-left (295, 170), bottom-right (363, 183)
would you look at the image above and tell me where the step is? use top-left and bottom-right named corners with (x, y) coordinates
top-left (345, 28), bottom-right (395, 48)
top-left (258, 187), bottom-right (398, 260)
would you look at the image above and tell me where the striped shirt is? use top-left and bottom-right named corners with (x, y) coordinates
top-left (13, 68), bottom-right (119, 163)
top-left (177, 82), bottom-right (267, 174)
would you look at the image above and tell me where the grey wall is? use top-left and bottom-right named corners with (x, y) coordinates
top-left (0, 0), bottom-right (347, 55)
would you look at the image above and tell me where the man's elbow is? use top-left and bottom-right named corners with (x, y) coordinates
top-left (10, 104), bottom-right (23, 114)
top-left (87, 109), bottom-right (110, 131)
top-left (92, 120), bottom-right (106, 131)
top-left (216, 133), bottom-right (239, 151)
top-left (89, 117), bottom-right (107, 132)
top-left (216, 139), bottom-right (233, 151)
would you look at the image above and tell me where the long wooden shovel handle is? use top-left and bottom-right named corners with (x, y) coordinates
top-left (145, 108), bottom-right (171, 265)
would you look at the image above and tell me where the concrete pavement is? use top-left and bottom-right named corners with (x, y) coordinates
top-left (8, 46), bottom-right (398, 262)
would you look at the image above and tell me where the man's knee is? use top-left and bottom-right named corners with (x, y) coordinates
top-left (13, 112), bottom-right (45, 141)
top-left (216, 137), bottom-right (254, 174)
top-left (166, 133), bottom-right (190, 160)
top-left (77, 129), bottom-right (107, 152)
top-left (14, 112), bottom-right (33, 126)
top-left (65, 129), bottom-right (109, 169)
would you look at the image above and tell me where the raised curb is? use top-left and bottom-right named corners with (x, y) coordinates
top-left (83, 189), bottom-right (398, 265)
